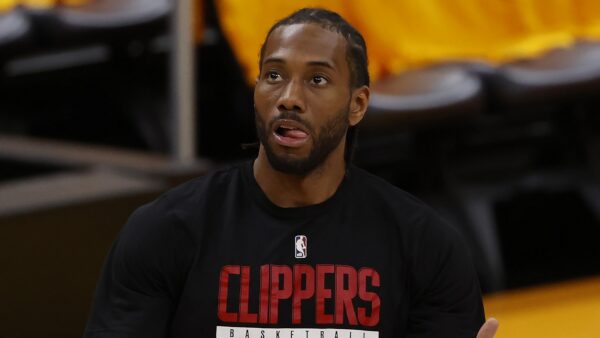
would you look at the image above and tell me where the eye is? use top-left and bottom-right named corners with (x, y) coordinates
top-left (310, 75), bottom-right (329, 86)
top-left (266, 71), bottom-right (282, 82)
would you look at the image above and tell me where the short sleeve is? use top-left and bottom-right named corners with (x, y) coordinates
top-left (84, 197), bottom-right (196, 338)
top-left (407, 213), bottom-right (485, 338)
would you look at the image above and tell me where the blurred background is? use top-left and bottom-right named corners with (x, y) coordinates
top-left (1, 0), bottom-right (599, 337)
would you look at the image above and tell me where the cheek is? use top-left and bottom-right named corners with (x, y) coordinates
top-left (254, 85), bottom-right (279, 110)
top-left (254, 88), bottom-right (279, 129)
top-left (253, 86), bottom-right (264, 106)
top-left (308, 88), bottom-right (349, 114)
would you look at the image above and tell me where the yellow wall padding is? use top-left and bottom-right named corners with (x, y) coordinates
top-left (215, 0), bottom-right (600, 84)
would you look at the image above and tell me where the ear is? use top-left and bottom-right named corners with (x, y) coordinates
top-left (348, 85), bottom-right (370, 127)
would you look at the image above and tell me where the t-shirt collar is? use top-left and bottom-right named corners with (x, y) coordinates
top-left (243, 160), bottom-right (350, 219)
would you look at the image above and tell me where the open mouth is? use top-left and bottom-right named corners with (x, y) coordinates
top-left (275, 125), bottom-right (308, 139)
top-left (272, 120), bottom-right (310, 147)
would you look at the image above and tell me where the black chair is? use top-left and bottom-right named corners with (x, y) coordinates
top-left (355, 66), bottom-right (501, 290)
top-left (362, 66), bottom-right (483, 135)
top-left (450, 42), bottom-right (600, 291)
top-left (24, 0), bottom-right (171, 47)
top-left (357, 65), bottom-right (485, 185)
top-left (490, 41), bottom-right (600, 107)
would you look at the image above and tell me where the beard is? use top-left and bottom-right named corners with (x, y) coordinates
top-left (255, 106), bottom-right (350, 176)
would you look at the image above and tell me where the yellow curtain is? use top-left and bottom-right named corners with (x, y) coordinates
top-left (0, 0), bottom-right (17, 11)
top-left (569, 0), bottom-right (600, 37)
top-left (347, 1), bottom-right (529, 78)
top-left (216, 0), bottom-right (600, 85)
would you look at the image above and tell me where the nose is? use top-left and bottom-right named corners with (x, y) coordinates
top-left (277, 78), bottom-right (305, 113)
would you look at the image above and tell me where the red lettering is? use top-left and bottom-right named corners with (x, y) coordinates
top-left (315, 264), bottom-right (334, 324)
top-left (270, 265), bottom-right (292, 324)
top-left (218, 265), bottom-right (240, 322)
top-left (358, 268), bottom-right (381, 326)
top-left (259, 264), bottom-right (270, 324)
top-left (239, 266), bottom-right (258, 323)
top-left (292, 265), bottom-right (315, 324)
top-left (218, 264), bottom-right (380, 327)
top-left (335, 265), bottom-right (358, 325)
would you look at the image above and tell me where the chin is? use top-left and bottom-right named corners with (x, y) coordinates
top-left (266, 152), bottom-right (319, 176)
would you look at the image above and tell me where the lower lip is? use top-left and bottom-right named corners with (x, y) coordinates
top-left (273, 131), bottom-right (309, 148)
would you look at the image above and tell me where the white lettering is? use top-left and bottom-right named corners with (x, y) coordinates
top-left (216, 326), bottom-right (379, 338)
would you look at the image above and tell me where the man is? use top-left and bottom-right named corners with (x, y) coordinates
top-left (85, 8), bottom-right (498, 338)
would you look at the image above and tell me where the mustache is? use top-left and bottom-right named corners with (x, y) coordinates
top-left (269, 110), bottom-right (313, 132)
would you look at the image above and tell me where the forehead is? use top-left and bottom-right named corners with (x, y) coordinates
top-left (262, 23), bottom-right (348, 71)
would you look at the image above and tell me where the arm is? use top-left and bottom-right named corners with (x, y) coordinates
top-left (407, 214), bottom-right (486, 338)
top-left (84, 199), bottom-right (195, 338)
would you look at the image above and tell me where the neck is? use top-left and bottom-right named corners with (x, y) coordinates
top-left (253, 143), bottom-right (347, 208)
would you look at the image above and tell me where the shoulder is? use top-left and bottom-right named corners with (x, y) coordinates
top-left (348, 165), bottom-right (441, 225)
top-left (110, 163), bottom-right (248, 282)
top-left (348, 168), bottom-right (483, 329)
top-left (121, 162), bottom-right (248, 247)
top-left (349, 166), bottom-right (425, 204)
top-left (135, 161), bottom-right (246, 218)
top-left (348, 165), bottom-right (465, 253)
top-left (159, 161), bottom-right (247, 208)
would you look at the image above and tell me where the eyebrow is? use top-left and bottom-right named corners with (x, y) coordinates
top-left (263, 57), bottom-right (336, 70)
top-left (307, 60), bottom-right (336, 70)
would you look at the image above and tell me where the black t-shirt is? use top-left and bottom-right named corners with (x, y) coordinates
top-left (85, 161), bottom-right (485, 338)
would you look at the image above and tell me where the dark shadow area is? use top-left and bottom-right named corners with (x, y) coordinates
top-left (495, 189), bottom-right (600, 288)
top-left (0, 158), bottom-right (74, 182)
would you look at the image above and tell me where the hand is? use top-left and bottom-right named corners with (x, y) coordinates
top-left (476, 318), bottom-right (499, 338)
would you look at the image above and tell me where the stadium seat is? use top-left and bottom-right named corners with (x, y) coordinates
top-left (362, 66), bottom-right (484, 135)
top-left (490, 41), bottom-right (600, 107)
top-left (450, 42), bottom-right (600, 291)
top-left (357, 64), bottom-right (486, 188)
top-left (25, 0), bottom-right (172, 46)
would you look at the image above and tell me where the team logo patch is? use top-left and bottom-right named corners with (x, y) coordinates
top-left (295, 235), bottom-right (307, 259)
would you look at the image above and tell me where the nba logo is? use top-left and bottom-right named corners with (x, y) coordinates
top-left (295, 235), bottom-right (307, 259)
